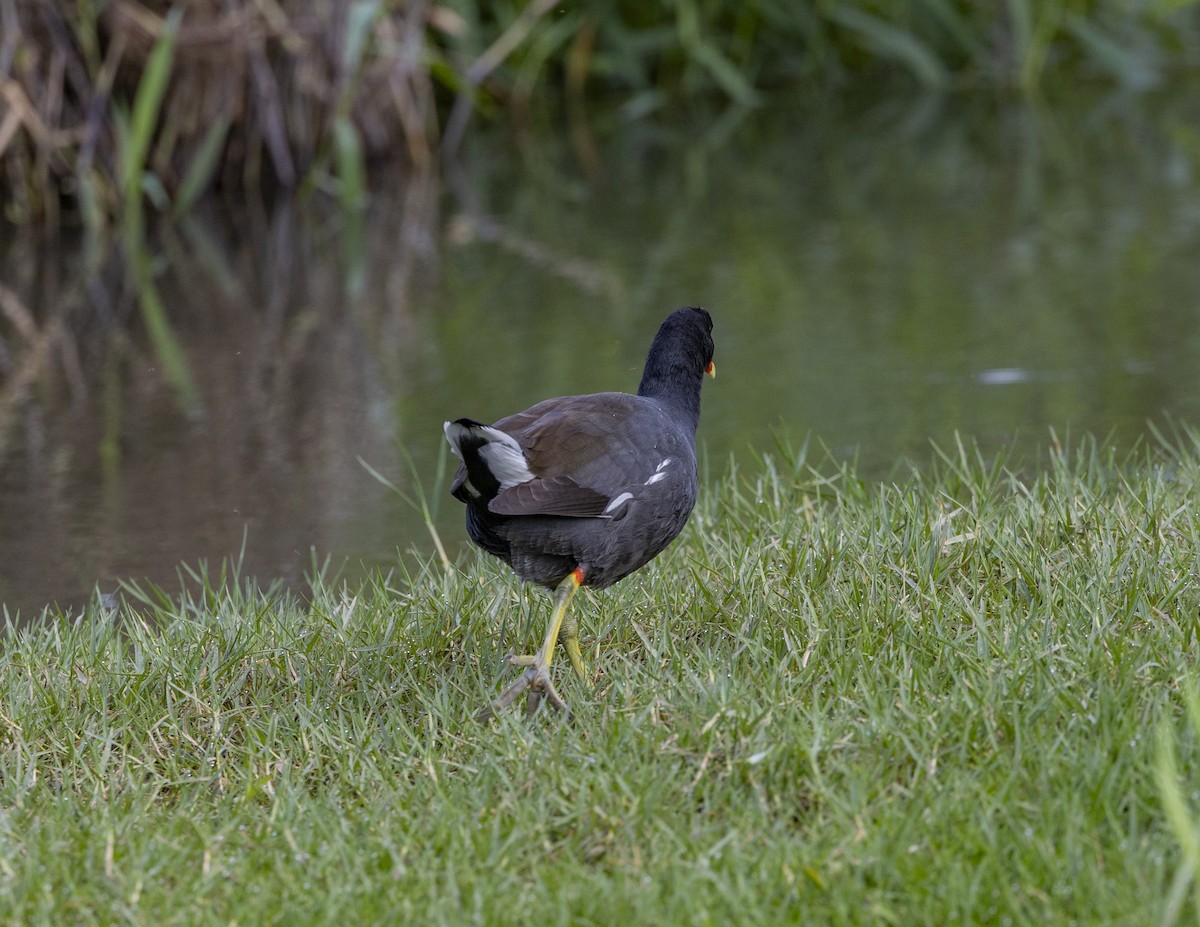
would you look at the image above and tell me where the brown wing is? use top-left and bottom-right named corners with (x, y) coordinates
top-left (487, 392), bottom-right (671, 518)
top-left (487, 476), bottom-right (610, 517)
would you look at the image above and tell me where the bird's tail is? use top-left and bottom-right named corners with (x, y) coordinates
top-left (443, 419), bottom-right (534, 503)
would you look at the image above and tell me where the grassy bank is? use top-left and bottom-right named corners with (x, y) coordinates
top-left (3, 432), bottom-right (1200, 924)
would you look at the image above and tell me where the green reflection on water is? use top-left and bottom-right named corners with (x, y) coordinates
top-left (425, 88), bottom-right (1200, 480)
top-left (2, 86), bottom-right (1200, 616)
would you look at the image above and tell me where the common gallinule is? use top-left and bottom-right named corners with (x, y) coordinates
top-left (444, 306), bottom-right (716, 718)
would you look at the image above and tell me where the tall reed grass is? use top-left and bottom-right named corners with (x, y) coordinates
top-left (2, 0), bottom-right (1198, 227)
top-left (2, 0), bottom-right (435, 227)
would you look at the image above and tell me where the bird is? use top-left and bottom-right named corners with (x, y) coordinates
top-left (444, 306), bottom-right (716, 719)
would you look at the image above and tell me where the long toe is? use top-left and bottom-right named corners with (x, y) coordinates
top-left (532, 667), bottom-right (569, 715)
top-left (475, 666), bottom-right (535, 721)
top-left (476, 659), bottom-right (570, 721)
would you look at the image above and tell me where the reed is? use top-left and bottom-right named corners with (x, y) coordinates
top-left (2, 0), bottom-right (1198, 226)
top-left (1, 0), bottom-right (435, 227)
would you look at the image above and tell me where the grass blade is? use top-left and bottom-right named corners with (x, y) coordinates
top-left (173, 115), bottom-right (231, 215)
top-left (828, 5), bottom-right (948, 89)
top-left (132, 251), bottom-right (201, 415)
top-left (359, 446), bottom-right (450, 570)
top-left (343, 0), bottom-right (382, 75)
top-left (122, 7), bottom-right (182, 194)
top-left (333, 115), bottom-right (366, 212)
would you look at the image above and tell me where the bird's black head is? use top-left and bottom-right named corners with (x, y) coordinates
top-left (637, 307), bottom-right (715, 422)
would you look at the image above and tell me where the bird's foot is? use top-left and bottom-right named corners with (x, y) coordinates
top-left (475, 654), bottom-right (569, 721)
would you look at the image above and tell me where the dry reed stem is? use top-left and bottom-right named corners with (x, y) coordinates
top-left (1, 0), bottom-right (436, 222)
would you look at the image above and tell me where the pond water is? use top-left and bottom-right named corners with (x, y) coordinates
top-left (3, 86), bottom-right (1200, 618)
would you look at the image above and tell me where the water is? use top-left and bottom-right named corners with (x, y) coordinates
top-left (3, 87), bottom-right (1200, 617)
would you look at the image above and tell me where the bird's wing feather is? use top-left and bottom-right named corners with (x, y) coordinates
top-left (488, 476), bottom-right (611, 517)
top-left (484, 393), bottom-right (676, 517)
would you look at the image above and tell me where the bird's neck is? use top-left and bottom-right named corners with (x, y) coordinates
top-left (637, 366), bottom-right (703, 434)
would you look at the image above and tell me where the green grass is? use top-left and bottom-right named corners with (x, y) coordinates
top-left (4, 431), bottom-right (1200, 924)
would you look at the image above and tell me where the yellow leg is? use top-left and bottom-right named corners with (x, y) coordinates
top-left (561, 610), bottom-right (588, 683)
top-left (476, 570), bottom-right (584, 720)
top-left (535, 570), bottom-right (581, 670)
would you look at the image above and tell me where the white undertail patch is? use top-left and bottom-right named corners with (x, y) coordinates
top-left (443, 420), bottom-right (467, 460)
top-left (443, 421), bottom-right (479, 496)
top-left (444, 420), bottom-right (534, 492)
top-left (475, 427), bottom-right (535, 489)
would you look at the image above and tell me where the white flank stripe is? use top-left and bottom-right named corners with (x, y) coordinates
top-left (645, 458), bottom-right (673, 484)
top-left (648, 458), bottom-right (676, 489)
top-left (604, 492), bottom-right (633, 514)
